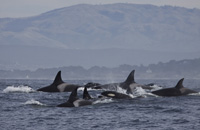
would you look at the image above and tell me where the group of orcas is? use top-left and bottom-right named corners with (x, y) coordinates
top-left (37, 70), bottom-right (198, 107)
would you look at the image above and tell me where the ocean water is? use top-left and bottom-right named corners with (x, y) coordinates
top-left (0, 79), bottom-right (200, 130)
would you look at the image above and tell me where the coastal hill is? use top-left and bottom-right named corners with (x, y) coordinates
top-left (0, 4), bottom-right (200, 70)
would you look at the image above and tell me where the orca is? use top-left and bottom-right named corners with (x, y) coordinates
top-left (37, 71), bottom-right (81, 92)
top-left (152, 78), bottom-right (198, 96)
top-left (57, 87), bottom-right (93, 107)
top-left (96, 70), bottom-right (154, 93)
top-left (123, 70), bottom-right (159, 93)
top-left (95, 70), bottom-right (136, 91)
top-left (101, 91), bottom-right (132, 99)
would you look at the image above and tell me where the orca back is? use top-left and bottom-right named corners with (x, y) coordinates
top-left (152, 78), bottom-right (191, 96)
top-left (37, 71), bottom-right (64, 92)
top-left (52, 71), bottom-right (64, 86)
top-left (124, 70), bottom-right (135, 84)
top-left (175, 78), bottom-right (197, 95)
top-left (175, 78), bottom-right (184, 89)
top-left (152, 88), bottom-right (182, 96)
top-left (83, 87), bottom-right (92, 100)
top-left (57, 87), bottom-right (79, 107)
top-left (67, 87), bottom-right (79, 103)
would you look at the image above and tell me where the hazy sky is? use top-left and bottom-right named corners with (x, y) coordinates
top-left (1, 0), bottom-right (200, 18)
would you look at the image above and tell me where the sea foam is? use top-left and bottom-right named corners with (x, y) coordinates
top-left (93, 98), bottom-right (114, 104)
top-left (3, 85), bottom-right (35, 93)
top-left (23, 99), bottom-right (46, 106)
top-left (150, 84), bottom-right (163, 91)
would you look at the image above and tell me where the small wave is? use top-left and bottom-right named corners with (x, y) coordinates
top-left (189, 92), bottom-right (200, 96)
top-left (93, 98), bottom-right (114, 104)
top-left (2, 85), bottom-right (35, 93)
top-left (78, 87), bottom-right (93, 91)
top-left (23, 99), bottom-right (46, 106)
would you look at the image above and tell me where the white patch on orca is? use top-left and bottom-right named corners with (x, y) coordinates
top-left (73, 99), bottom-right (92, 107)
top-left (108, 93), bottom-right (115, 97)
top-left (73, 99), bottom-right (81, 107)
top-left (57, 83), bottom-right (68, 92)
top-left (3, 85), bottom-right (35, 93)
top-left (180, 88), bottom-right (186, 93)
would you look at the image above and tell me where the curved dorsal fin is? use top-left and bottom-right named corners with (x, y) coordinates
top-left (175, 78), bottom-right (184, 89)
top-left (124, 70), bottom-right (135, 84)
top-left (68, 87), bottom-right (78, 103)
top-left (53, 71), bottom-right (64, 86)
top-left (83, 87), bottom-right (92, 100)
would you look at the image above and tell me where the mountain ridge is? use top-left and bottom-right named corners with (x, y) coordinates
top-left (0, 3), bottom-right (200, 69)
top-left (1, 3), bottom-right (200, 51)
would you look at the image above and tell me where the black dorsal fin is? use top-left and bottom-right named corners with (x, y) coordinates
top-left (68, 87), bottom-right (78, 103)
top-left (124, 70), bottom-right (135, 84)
top-left (83, 87), bottom-right (92, 100)
top-left (53, 71), bottom-right (64, 86)
top-left (175, 78), bottom-right (184, 89)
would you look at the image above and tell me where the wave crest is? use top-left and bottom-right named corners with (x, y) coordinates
top-left (93, 98), bottom-right (114, 104)
top-left (23, 99), bottom-right (46, 106)
top-left (3, 85), bottom-right (35, 93)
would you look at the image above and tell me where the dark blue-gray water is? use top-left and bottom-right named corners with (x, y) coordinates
top-left (1, 79), bottom-right (200, 130)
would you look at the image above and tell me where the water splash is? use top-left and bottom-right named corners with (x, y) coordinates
top-left (78, 87), bottom-right (93, 91)
top-left (93, 98), bottom-right (114, 104)
top-left (23, 99), bottom-right (46, 106)
top-left (188, 92), bottom-right (200, 96)
top-left (116, 86), bottom-right (138, 98)
top-left (133, 87), bottom-right (147, 96)
top-left (131, 87), bottom-right (158, 97)
top-left (3, 85), bottom-right (35, 93)
top-left (150, 84), bottom-right (163, 91)
top-left (116, 86), bottom-right (127, 94)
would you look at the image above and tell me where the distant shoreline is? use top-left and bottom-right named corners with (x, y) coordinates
top-left (0, 58), bottom-right (199, 79)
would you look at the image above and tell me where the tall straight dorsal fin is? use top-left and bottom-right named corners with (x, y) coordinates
top-left (124, 70), bottom-right (135, 84)
top-left (175, 78), bottom-right (184, 89)
top-left (53, 71), bottom-right (64, 86)
top-left (68, 87), bottom-right (78, 103)
top-left (83, 87), bottom-right (92, 100)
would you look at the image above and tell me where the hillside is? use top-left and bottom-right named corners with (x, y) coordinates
top-left (0, 4), bottom-right (200, 69)
top-left (1, 4), bottom-right (200, 50)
